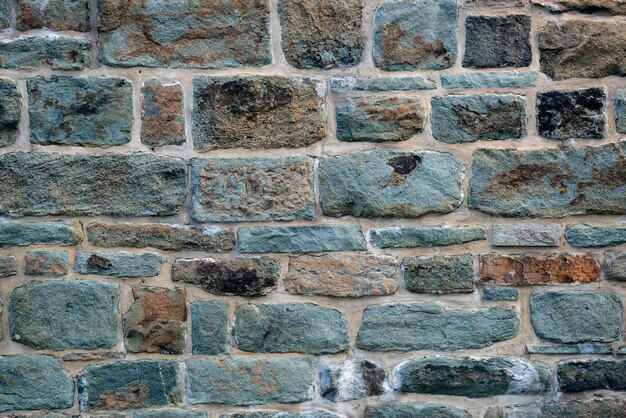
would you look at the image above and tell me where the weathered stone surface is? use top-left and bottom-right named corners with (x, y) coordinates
top-left (370, 226), bottom-right (486, 248)
top-left (364, 404), bottom-right (472, 418)
top-left (284, 254), bottom-right (397, 297)
top-left (480, 254), bottom-right (601, 285)
top-left (483, 287), bottom-right (519, 301)
top-left (467, 0), bottom-right (525, 6)
top-left (98, 0), bottom-right (270, 68)
top-left (75, 252), bottom-right (165, 278)
top-left (441, 72), bottom-right (537, 89)
top-left (357, 303), bottom-right (519, 351)
top-left (141, 79), bottom-right (185, 147)
top-left (9, 279), bottom-right (119, 351)
top-left (17, 0), bottom-right (90, 31)
top-left (62, 351), bottom-right (125, 362)
top-left (185, 358), bottom-right (314, 405)
top-left (134, 410), bottom-right (206, 418)
top-left (526, 344), bottom-right (613, 354)
top-left (238, 226), bottom-right (366, 253)
top-left (191, 156), bottom-right (314, 222)
top-left (395, 357), bottom-right (550, 398)
top-left (531, 291), bottom-right (623, 343)
top-left (469, 143), bottom-right (626, 217)
top-left (279, 0), bottom-right (364, 69)
top-left (24, 250), bottom-right (68, 276)
top-left (319, 151), bottom-right (464, 218)
top-left (403, 255), bottom-right (474, 294)
top-left (0, 355), bottom-right (74, 412)
top-left (558, 360), bottom-right (626, 392)
top-left (124, 287), bottom-right (187, 355)
top-left (0, 221), bottom-right (83, 246)
top-left (606, 252), bottom-right (626, 281)
top-left (78, 360), bottom-right (182, 411)
top-left (234, 303), bottom-right (349, 354)
top-left (484, 399), bottom-right (626, 418)
top-left (537, 88), bottom-right (606, 139)
top-left (617, 90), bottom-right (626, 134)
top-left (193, 76), bottom-right (325, 151)
top-left (0, 79), bottom-right (22, 148)
top-left (566, 223), bottom-right (626, 247)
top-left (330, 76), bottom-right (436, 92)
top-left (532, 0), bottom-right (626, 13)
top-left (0, 1), bottom-right (7, 29)
top-left (320, 359), bottom-right (387, 402)
top-left (87, 222), bottom-right (234, 252)
top-left (464, 15), bottom-right (531, 68)
top-left (0, 37), bottom-right (91, 70)
top-left (0, 255), bottom-right (16, 277)
top-left (431, 95), bottom-right (526, 143)
top-left (5, 413), bottom-right (71, 418)
top-left (221, 412), bottom-right (341, 418)
top-left (492, 224), bottom-right (561, 247)
top-left (191, 301), bottom-right (229, 355)
top-left (539, 20), bottom-right (626, 80)
top-left (373, 0), bottom-right (457, 71)
top-left (0, 152), bottom-right (187, 217)
top-left (172, 257), bottom-right (280, 296)
top-left (336, 96), bottom-right (425, 142)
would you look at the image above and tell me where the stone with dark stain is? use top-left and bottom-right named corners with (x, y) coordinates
top-left (17, 0), bottom-right (90, 32)
top-left (24, 250), bottom-right (68, 276)
top-left (403, 254), bottom-right (474, 294)
top-left (172, 257), bottom-right (280, 296)
top-left (463, 15), bottom-right (531, 68)
top-left (0, 37), bottom-right (91, 70)
top-left (537, 88), bottom-right (606, 139)
top-left (532, 0), bottom-right (626, 14)
top-left (75, 251), bottom-right (165, 278)
top-left (0, 79), bottom-right (22, 148)
top-left (606, 252), bottom-right (626, 281)
top-left (558, 359), bottom-right (626, 392)
top-left (141, 79), bottom-right (185, 147)
top-left (485, 398), bottom-right (626, 418)
top-left (0, 255), bottom-right (16, 277)
top-left (320, 359), bottom-right (387, 402)
top-left (191, 301), bottom-right (229, 355)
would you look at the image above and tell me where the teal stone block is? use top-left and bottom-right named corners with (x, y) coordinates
top-left (75, 251), bottom-right (165, 278)
top-left (370, 226), bottom-right (486, 248)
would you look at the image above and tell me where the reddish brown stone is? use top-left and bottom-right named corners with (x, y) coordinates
top-left (141, 79), bottom-right (185, 147)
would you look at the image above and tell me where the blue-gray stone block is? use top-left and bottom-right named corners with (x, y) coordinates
top-left (17, 0), bottom-right (90, 31)
top-left (75, 251), bottom-right (165, 278)
top-left (565, 223), bottom-right (626, 247)
top-left (0, 221), bottom-right (83, 247)
top-left (606, 252), bottom-right (626, 281)
top-left (330, 76), bottom-right (436, 93)
top-left (485, 399), bottom-right (626, 418)
top-left (24, 250), bottom-right (69, 276)
top-left (483, 287), bottom-right (519, 301)
top-left (134, 410), bottom-right (207, 418)
top-left (441, 72), bottom-right (537, 89)
top-left (527, 344), bottom-right (613, 354)
top-left (0, 79), bottom-right (22, 148)
top-left (403, 255), bottom-right (475, 294)
top-left (617, 90), bottom-right (626, 134)
top-left (0, 0), bottom-right (7, 29)
top-left (364, 403), bottom-right (472, 418)
top-left (191, 301), bottom-right (229, 355)
top-left (0, 37), bottom-right (91, 70)
top-left (492, 224), bottom-right (561, 247)
top-left (370, 226), bottom-right (486, 248)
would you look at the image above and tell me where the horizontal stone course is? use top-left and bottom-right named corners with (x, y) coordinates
top-left (364, 404), bottom-right (472, 418)
top-left (565, 223), bottom-right (626, 247)
top-left (557, 359), bottom-right (626, 392)
top-left (370, 226), bottom-right (486, 248)
top-left (440, 72), bottom-right (537, 89)
top-left (75, 251), bottom-right (165, 277)
top-left (330, 76), bottom-right (435, 92)
top-left (484, 398), bottom-right (626, 418)
top-left (0, 37), bottom-right (91, 70)
top-left (0, 255), bottom-right (16, 277)
top-left (0, 221), bottom-right (83, 247)
top-left (492, 224), bottom-right (561, 247)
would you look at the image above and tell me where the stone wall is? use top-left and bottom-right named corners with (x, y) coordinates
top-left (0, 0), bottom-right (624, 417)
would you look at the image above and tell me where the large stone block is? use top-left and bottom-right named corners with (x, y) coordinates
top-left (17, 0), bottom-right (90, 31)
top-left (0, 221), bottom-right (83, 247)
top-left (369, 226), bottom-right (486, 248)
top-left (0, 79), bottom-right (22, 148)
top-left (557, 360), bottom-right (626, 392)
top-left (75, 251), bottom-right (165, 278)
top-left (463, 15), bottom-right (531, 68)
top-left (402, 255), bottom-right (474, 294)
top-left (141, 79), bottom-right (185, 147)
top-left (537, 88), bottom-right (606, 139)
top-left (0, 37), bottom-right (91, 70)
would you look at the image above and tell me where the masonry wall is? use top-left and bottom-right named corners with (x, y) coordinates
top-left (0, 0), bottom-right (625, 417)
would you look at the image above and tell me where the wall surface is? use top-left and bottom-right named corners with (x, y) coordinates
top-left (0, 0), bottom-right (625, 417)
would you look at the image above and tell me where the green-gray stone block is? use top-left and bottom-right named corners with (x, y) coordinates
top-left (364, 403), bottom-right (472, 418)
top-left (484, 399), bottom-right (626, 418)
top-left (493, 224), bottom-right (561, 247)
top-left (221, 412), bottom-right (340, 418)
top-left (191, 301), bottom-right (229, 355)
top-left (527, 344), bottom-right (613, 354)
top-left (185, 358), bottom-right (314, 405)
top-left (441, 72), bottom-right (537, 89)
top-left (483, 287), bottom-right (519, 301)
top-left (0, 0), bottom-right (7, 29)
top-left (0, 79), bottom-right (22, 148)
top-left (557, 359), bottom-right (626, 392)
top-left (24, 250), bottom-right (69, 276)
top-left (617, 90), bottom-right (626, 134)
top-left (402, 254), bottom-right (474, 294)
top-left (234, 303), bottom-right (349, 354)
top-left (9, 279), bottom-right (120, 351)
top-left (0, 221), bottom-right (83, 247)
top-left (0, 255), bottom-right (16, 278)
top-left (565, 223), bottom-right (626, 247)
top-left (319, 151), bottom-right (464, 218)
top-left (17, 0), bottom-right (90, 31)
top-left (330, 76), bottom-right (436, 93)
top-left (370, 226), bottom-right (486, 248)
top-left (606, 252), bottom-right (626, 281)
top-left (357, 303), bottom-right (519, 351)
top-left (134, 409), bottom-right (206, 418)
top-left (74, 251), bottom-right (165, 278)
top-left (0, 37), bottom-right (91, 70)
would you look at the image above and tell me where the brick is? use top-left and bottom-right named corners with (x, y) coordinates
top-left (402, 255), bottom-right (474, 294)
top-left (141, 79), bottom-right (185, 147)
top-left (356, 303), bottom-right (519, 351)
top-left (492, 224), bottom-right (561, 247)
top-left (0, 37), bottom-right (91, 70)
top-left (364, 404), bottom-right (472, 418)
top-left (320, 359), bottom-right (387, 402)
top-left (0, 152), bottom-right (187, 217)
top-left (480, 254), bottom-right (601, 285)
top-left (237, 226), bottom-right (366, 253)
top-left (330, 76), bottom-right (436, 93)
top-left (558, 360), bottom-right (626, 392)
top-left (0, 255), bottom-right (16, 277)
top-left (191, 301), bottom-right (229, 355)
top-left (463, 15), bottom-right (531, 68)
top-left (485, 399), bottom-right (626, 418)
top-left (172, 257), bottom-right (280, 296)
top-left (0, 79), bottom-right (22, 148)
top-left (134, 410), bottom-right (206, 418)
top-left (24, 250), bottom-right (68, 276)
top-left (565, 223), bottom-right (626, 247)
top-left (373, 0), bottom-right (458, 71)
top-left (469, 144), bottom-right (626, 217)
top-left (441, 72), bottom-right (537, 89)
top-left (192, 76), bottom-right (325, 151)
top-left (617, 90), bottom-right (626, 134)
top-left (537, 88), bottom-right (606, 139)
top-left (606, 252), bottom-right (626, 281)
top-left (17, 0), bottom-right (90, 31)
top-left (9, 279), bottom-right (119, 351)
top-left (483, 287), bottom-right (519, 301)
top-left (531, 290), bottom-right (623, 343)
top-left (370, 226), bottom-right (486, 248)
top-left (526, 344), bottom-right (613, 354)
top-left (0, 221), bottom-right (83, 247)
top-left (185, 358), bottom-right (314, 405)
top-left (190, 156), bottom-right (314, 222)
top-left (284, 254), bottom-right (397, 298)
top-left (233, 303), bottom-right (349, 354)
top-left (98, 0), bottom-right (270, 68)
top-left (75, 251), bottom-right (165, 278)
top-left (319, 151), bottom-right (464, 218)
top-left (532, 0), bottom-right (626, 13)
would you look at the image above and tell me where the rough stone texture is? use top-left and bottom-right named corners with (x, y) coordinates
top-left (370, 226), bottom-right (486, 248)
top-left (191, 156), bottom-right (314, 222)
top-left (192, 76), bottom-right (325, 151)
top-left (9, 279), bottom-right (119, 350)
top-left (0, 79), bottom-right (22, 148)
top-left (185, 358), bottom-right (314, 405)
top-left (330, 76), bottom-right (436, 92)
top-left (17, 0), bottom-right (90, 31)
top-left (124, 287), bottom-right (187, 355)
top-left (0, 37), bottom-right (91, 70)
top-left (464, 15), bottom-right (531, 68)
top-left (284, 254), bottom-right (397, 298)
top-left (172, 257), bottom-right (280, 296)
top-left (62, 351), bottom-right (125, 362)
top-left (134, 410), bottom-right (206, 418)
top-left (395, 357), bottom-right (550, 398)
top-left (537, 88), bottom-right (606, 140)
top-left (0, 221), bottom-right (83, 247)
top-left (86, 222), bottom-right (235, 252)
top-left (483, 287), bottom-right (519, 301)
top-left (469, 143), bottom-right (626, 217)
top-left (24, 250), bottom-right (68, 276)
top-left (221, 412), bottom-right (340, 418)
top-left (364, 404), bottom-right (472, 418)
top-left (480, 254), bottom-right (601, 285)
top-left (492, 224), bottom-right (561, 247)
top-left (141, 80), bottom-right (185, 147)
top-left (356, 303), bottom-right (519, 351)
top-left (0, 255), bottom-right (16, 277)
top-left (336, 97), bottom-right (426, 142)
top-left (0, 152), bottom-right (187, 217)
top-left (467, 0), bottom-right (524, 5)
top-left (402, 255), bottom-right (474, 294)
top-left (78, 361), bottom-right (182, 411)
top-left (484, 399), bottom-right (626, 418)
top-left (191, 301), bottom-right (229, 355)
top-left (0, 355), bottom-right (74, 412)
top-left (526, 344), bottom-right (613, 354)
top-left (532, 0), bottom-right (626, 13)
top-left (617, 90), bottom-right (626, 134)
top-left (0, 0), bottom-right (7, 29)
top-left (531, 290), bottom-right (623, 343)
top-left (319, 151), bottom-right (464, 218)
top-left (75, 251), bottom-right (165, 278)
top-left (441, 72), bottom-right (537, 89)
top-left (431, 95), bottom-right (526, 143)
top-left (373, 0), bottom-right (458, 71)
top-left (278, 0), bottom-right (364, 69)
top-left (606, 252), bottom-right (626, 281)
top-left (320, 359), bottom-right (387, 402)
top-left (238, 226), bottom-right (366, 253)
top-left (557, 360), bottom-right (626, 392)
top-left (565, 223), bottom-right (626, 247)
top-left (233, 303), bottom-right (349, 354)
top-left (539, 20), bottom-right (626, 80)
top-left (98, 0), bottom-right (270, 68)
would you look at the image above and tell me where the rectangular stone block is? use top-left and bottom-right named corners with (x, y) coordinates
top-left (565, 223), bottom-right (626, 247)
top-left (0, 79), bottom-right (22, 148)
top-left (135, 409), bottom-right (207, 418)
top-left (483, 287), bottom-right (519, 301)
top-left (463, 15), bottom-right (531, 68)
top-left (237, 226), bottom-right (366, 253)
top-left (617, 90), bottom-right (626, 134)
top-left (141, 79), bottom-right (185, 147)
top-left (75, 251), bottom-right (165, 278)
top-left (532, 0), bottom-right (626, 13)
top-left (190, 156), bottom-right (315, 222)
top-left (466, 0), bottom-right (525, 6)
top-left (403, 255), bottom-right (474, 294)
top-left (0, 37), bottom-right (91, 70)
top-left (17, 0), bottom-right (90, 31)
top-left (24, 250), bottom-right (68, 276)
top-left (0, 1), bottom-right (7, 29)
top-left (558, 360), bottom-right (626, 392)
top-left (606, 252), bottom-right (626, 281)
top-left (537, 88), bottom-right (606, 139)
top-left (191, 301), bottom-right (229, 355)
top-left (98, 0), bottom-right (270, 68)
top-left (526, 344), bottom-right (613, 354)
top-left (0, 221), bottom-right (83, 247)
top-left (441, 72), bottom-right (537, 89)
top-left (370, 226), bottom-right (486, 248)
top-left (364, 404), bottom-right (472, 418)
top-left (0, 255), bottom-right (16, 277)
top-left (0, 153), bottom-right (187, 217)
top-left (330, 76), bottom-right (436, 93)
top-left (492, 224), bottom-right (561, 247)
top-left (485, 399), bottom-right (626, 418)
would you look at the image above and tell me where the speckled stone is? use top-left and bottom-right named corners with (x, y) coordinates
top-left (0, 1), bottom-right (8, 29)
top-left (191, 301), bottom-right (229, 355)
top-left (0, 255), bottom-right (16, 278)
top-left (134, 410), bottom-right (206, 418)
top-left (402, 255), bottom-right (474, 294)
top-left (17, 0), bottom-right (90, 31)
top-left (606, 252), bottom-right (626, 281)
top-left (486, 399), bottom-right (626, 418)
top-left (0, 79), bottom-right (22, 148)
top-left (557, 359), bottom-right (626, 392)
top-left (532, 0), bottom-right (626, 13)
top-left (0, 37), bottom-right (91, 70)
top-left (464, 15), bottom-right (532, 68)
top-left (330, 76), bottom-right (436, 92)
top-left (441, 72), bottom-right (537, 89)
top-left (526, 344), bottom-right (613, 354)
top-left (617, 90), bottom-right (626, 134)
top-left (75, 251), bottom-right (165, 278)
top-left (537, 88), bottom-right (606, 140)
top-left (0, 221), bottom-right (83, 247)
top-left (492, 224), bottom-right (561, 247)
top-left (370, 226), bottom-right (486, 248)
top-left (565, 223), bottom-right (626, 247)
top-left (364, 404), bottom-right (472, 418)
top-left (483, 287), bottom-right (519, 301)
top-left (220, 412), bottom-right (341, 418)
top-left (141, 79), bottom-right (185, 147)
top-left (24, 250), bottom-right (68, 276)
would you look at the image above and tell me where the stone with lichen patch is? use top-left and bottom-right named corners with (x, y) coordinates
top-left (141, 79), bottom-right (185, 147)
top-left (320, 359), bottom-right (387, 402)
top-left (0, 79), bottom-right (22, 148)
top-left (17, 0), bottom-right (90, 31)
top-left (463, 15), bottom-right (531, 68)
top-left (492, 224), bottom-right (561, 247)
top-left (0, 37), bottom-right (91, 70)
top-left (403, 255), bottom-right (474, 294)
top-left (537, 88), bottom-right (606, 140)
top-left (25, 250), bottom-right (68, 276)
